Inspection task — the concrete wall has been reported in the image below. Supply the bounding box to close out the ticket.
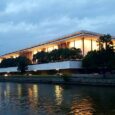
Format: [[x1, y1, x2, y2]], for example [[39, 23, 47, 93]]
[[0, 67, 17, 73], [0, 61, 82, 73]]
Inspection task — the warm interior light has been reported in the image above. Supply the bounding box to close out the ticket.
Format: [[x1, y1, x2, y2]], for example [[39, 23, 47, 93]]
[[47, 47, 53, 52], [33, 51, 38, 55], [84, 39, 91, 55], [0, 59, 2, 63], [54, 45, 58, 49], [92, 40, 98, 50], [75, 40, 82, 49], [69, 41, 74, 48]]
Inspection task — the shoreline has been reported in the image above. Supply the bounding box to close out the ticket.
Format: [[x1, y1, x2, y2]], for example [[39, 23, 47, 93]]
[[0, 74, 115, 86]]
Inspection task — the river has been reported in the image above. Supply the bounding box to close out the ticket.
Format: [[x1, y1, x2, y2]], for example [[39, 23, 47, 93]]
[[0, 83, 115, 115]]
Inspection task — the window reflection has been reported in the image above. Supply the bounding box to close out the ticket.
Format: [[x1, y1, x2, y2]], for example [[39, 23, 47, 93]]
[[27, 85, 39, 110], [55, 85, 63, 105], [33, 85, 38, 98], [17, 84, 22, 98], [5, 83, 10, 99]]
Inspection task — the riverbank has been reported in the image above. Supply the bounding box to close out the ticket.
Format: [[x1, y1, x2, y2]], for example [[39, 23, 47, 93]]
[[1, 74, 115, 86]]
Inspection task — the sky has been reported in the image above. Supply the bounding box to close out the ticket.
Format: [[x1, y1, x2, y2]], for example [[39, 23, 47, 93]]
[[0, 0, 115, 55]]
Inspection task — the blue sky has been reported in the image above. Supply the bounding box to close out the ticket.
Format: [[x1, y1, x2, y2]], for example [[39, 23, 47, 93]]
[[0, 0, 115, 55]]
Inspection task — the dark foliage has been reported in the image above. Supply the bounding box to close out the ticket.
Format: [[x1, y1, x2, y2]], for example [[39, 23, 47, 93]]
[[0, 56, 31, 74], [0, 58, 17, 68], [83, 34, 115, 70], [33, 47, 83, 63], [83, 49, 115, 69], [17, 56, 31, 74]]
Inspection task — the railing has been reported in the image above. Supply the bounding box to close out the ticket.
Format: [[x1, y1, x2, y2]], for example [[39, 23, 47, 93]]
[[0, 61, 82, 73]]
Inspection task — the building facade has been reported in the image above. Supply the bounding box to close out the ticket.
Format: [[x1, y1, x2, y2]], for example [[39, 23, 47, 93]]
[[0, 30, 115, 63]]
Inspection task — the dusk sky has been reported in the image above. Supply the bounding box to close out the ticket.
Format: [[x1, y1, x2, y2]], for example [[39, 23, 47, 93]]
[[0, 0, 115, 55]]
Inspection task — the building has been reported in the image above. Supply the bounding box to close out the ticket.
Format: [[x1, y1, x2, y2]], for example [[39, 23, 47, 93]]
[[0, 30, 115, 74]]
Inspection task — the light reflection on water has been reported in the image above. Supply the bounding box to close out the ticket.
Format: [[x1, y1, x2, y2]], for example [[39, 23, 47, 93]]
[[55, 85, 63, 105], [0, 83, 114, 115]]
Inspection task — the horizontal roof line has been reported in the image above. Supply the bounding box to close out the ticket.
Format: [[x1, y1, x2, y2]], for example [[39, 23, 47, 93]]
[[0, 30, 114, 57]]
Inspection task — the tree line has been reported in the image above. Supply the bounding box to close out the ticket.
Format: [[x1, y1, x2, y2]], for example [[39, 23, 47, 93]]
[[0, 48, 83, 73], [82, 34, 115, 71], [0, 56, 31, 73], [33, 47, 83, 63], [0, 56, 31, 68]]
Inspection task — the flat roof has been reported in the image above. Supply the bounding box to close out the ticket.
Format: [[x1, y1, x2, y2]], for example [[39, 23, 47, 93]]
[[0, 30, 114, 58]]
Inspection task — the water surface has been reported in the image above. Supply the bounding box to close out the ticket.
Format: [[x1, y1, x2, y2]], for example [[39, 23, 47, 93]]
[[0, 83, 115, 115]]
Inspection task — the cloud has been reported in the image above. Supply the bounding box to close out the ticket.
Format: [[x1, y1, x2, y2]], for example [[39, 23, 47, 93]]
[[0, 0, 115, 55], [5, 0, 39, 14]]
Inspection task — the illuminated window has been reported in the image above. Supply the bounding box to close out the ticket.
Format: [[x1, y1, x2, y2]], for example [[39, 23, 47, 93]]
[[69, 41, 74, 48], [0, 59, 2, 63], [38, 49, 41, 52], [13, 55, 19, 58], [92, 40, 98, 50], [54, 45, 58, 49], [47, 47, 53, 52], [84, 39, 91, 55], [75, 40, 82, 49], [33, 51, 38, 55]]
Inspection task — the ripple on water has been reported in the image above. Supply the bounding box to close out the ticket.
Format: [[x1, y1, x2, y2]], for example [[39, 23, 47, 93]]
[[68, 97, 95, 115]]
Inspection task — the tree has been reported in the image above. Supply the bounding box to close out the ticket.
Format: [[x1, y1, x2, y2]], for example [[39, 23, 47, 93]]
[[83, 34, 115, 76], [97, 34, 113, 50], [34, 51, 48, 63], [0, 58, 17, 68], [57, 48, 70, 60], [33, 48, 83, 63], [82, 50, 98, 69], [17, 56, 31, 74], [47, 49, 59, 62], [70, 47, 83, 59]]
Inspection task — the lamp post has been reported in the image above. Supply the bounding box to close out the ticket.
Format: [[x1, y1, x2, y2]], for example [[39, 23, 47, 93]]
[[56, 68, 63, 76], [56, 68, 59, 75]]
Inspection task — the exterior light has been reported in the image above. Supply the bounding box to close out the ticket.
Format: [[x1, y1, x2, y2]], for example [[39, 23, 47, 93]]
[[4, 74, 8, 77], [29, 74, 32, 76], [59, 73, 63, 76], [56, 68, 59, 71]]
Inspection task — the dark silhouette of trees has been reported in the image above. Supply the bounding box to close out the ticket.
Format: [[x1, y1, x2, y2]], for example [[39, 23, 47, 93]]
[[97, 34, 113, 50], [0, 58, 17, 68], [82, 49, 115, 69], [17, 56, 31, 74], [83, 34, 115, 73], [70, 47, 83, 59], [33, 47, 83, 63], [33, 51, 49, 63], [0, 56, 31, 74]]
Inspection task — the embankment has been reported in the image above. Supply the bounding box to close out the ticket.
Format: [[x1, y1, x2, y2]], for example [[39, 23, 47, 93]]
[[0, 74, 115, 86]]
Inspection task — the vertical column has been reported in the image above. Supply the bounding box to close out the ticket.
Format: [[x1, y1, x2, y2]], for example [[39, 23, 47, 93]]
[[91, 39, 93, 51], [66, 42, 70, 48], [82, 37, 85, 56], [46, 48, 48, 52], [58, 44, 61, 49], [74, 40, 75, 48]]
